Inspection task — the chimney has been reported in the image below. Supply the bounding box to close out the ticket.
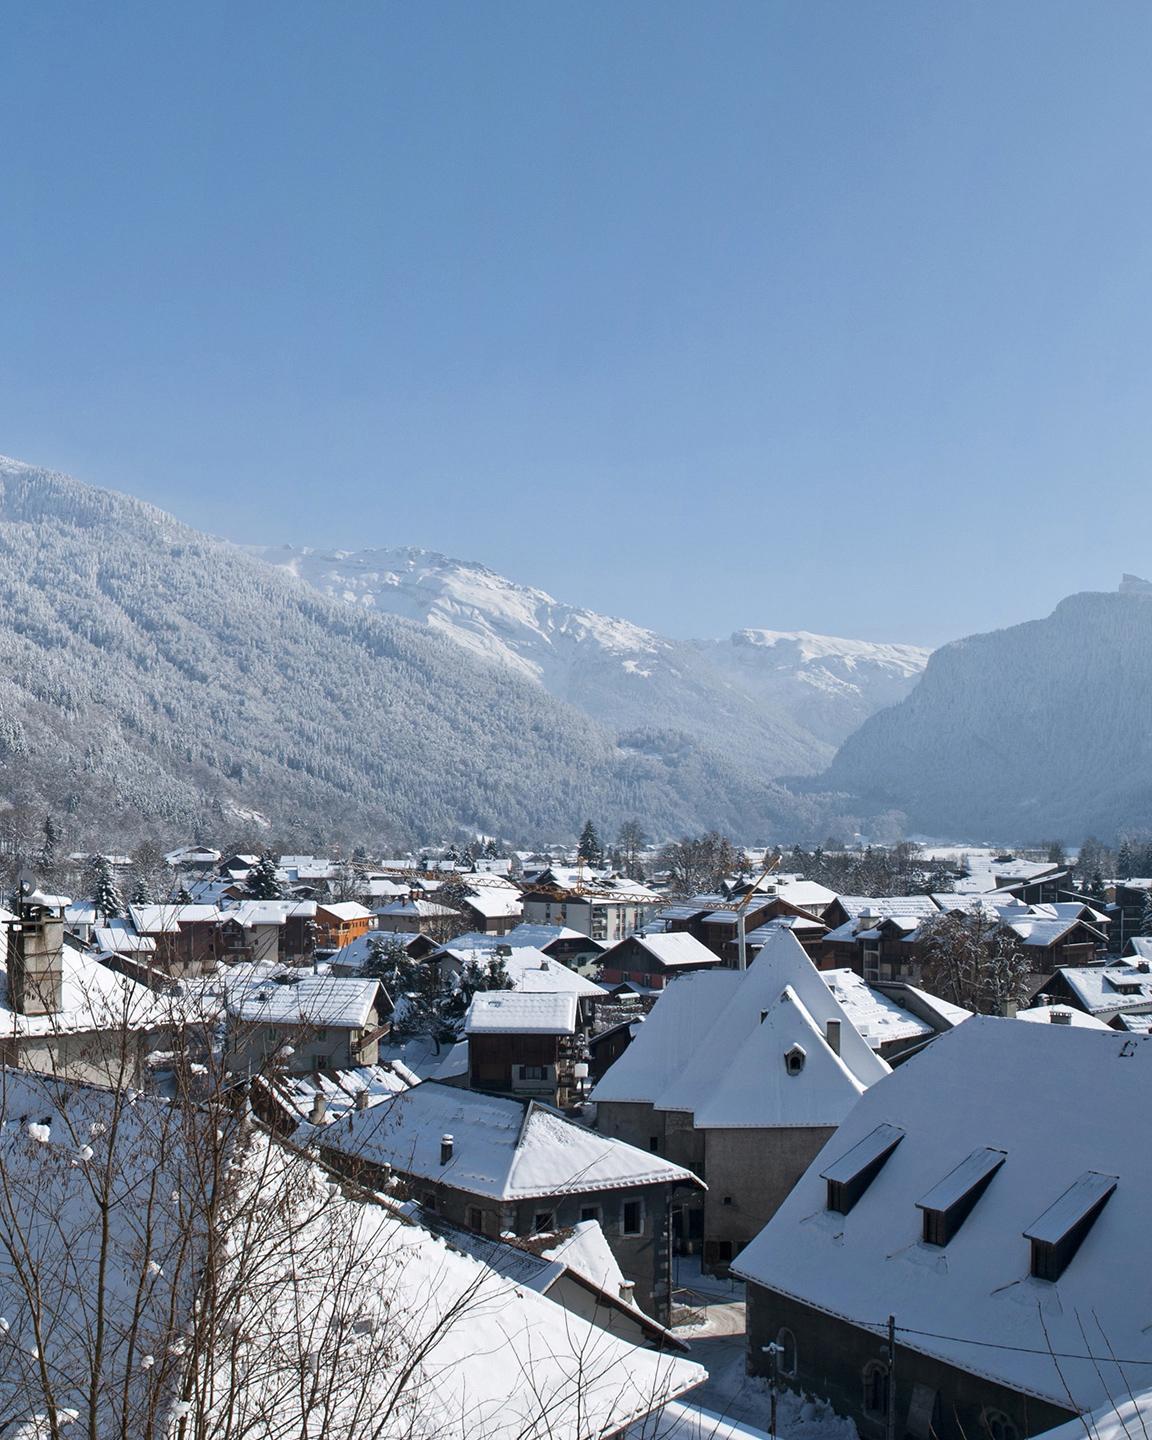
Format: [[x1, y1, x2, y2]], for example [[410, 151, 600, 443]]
[[309, 1093, 328, 1125], [825, 1019, 841, 1055], [354, 1090, 370, 1111], [440, 1134, 454, 1166], [1049, 1010, 1072, 1025], [9, 889, 65, 1018]]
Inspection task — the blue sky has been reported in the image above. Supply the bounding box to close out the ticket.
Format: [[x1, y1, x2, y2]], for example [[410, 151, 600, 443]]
[[2, 2, 1151, 647]]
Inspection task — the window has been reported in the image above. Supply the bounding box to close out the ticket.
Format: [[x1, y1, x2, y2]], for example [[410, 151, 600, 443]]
[[648, 1135, 660, 1153], [314, 1029, 328, 1043], [467, 1206, 486, 1233], [917, 1147, 1006, 1247], [422, 1193, 438, 1213], [519, 1065, 547, 1081], [621, 1199, 644, 1236], [785, 1044, 806, 1076], [822, 1124, 905, 1215], [983, 1410, 1020, 1440], [775, 1328, 797, 1377], [1026, 1171, 1117, 1281], [533, 1210, 555, 1232], [862, 1362, 889, 1418], [579, 1205, 601, 1225]]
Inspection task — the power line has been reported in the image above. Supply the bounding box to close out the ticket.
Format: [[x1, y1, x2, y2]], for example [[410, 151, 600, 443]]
[[879, 1323, 1152, 1367]]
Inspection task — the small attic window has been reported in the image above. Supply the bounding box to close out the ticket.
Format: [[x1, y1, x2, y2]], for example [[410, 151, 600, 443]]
[[785, 1044, 806, 1076], [917, 1147, 1006, 1247], [1025, 1172, 1117, 1281], [821, 1123, 905, 1215]]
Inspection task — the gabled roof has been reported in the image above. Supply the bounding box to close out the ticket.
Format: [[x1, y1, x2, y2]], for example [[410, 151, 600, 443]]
[[436, 943, 604, 996], [834, 895, 941, 919], [689, 984, 871, 1130], [1015, 1005, 1113, 1031], [227, 972, 380, 1028], [589, 971, 742, 1105], [465, 991, 577, 1036], [822, 969, 933, 1046], [0, 943, 166, 1037], [732, 1018, 1152, 1413], [608, 931, 722, 969], [654, 931, 888, 1117], [323, 1081, 700, 1200], [461, 890, 523, 919], [315, 901, 374, 922], [1056, 963, 1152, 1014]]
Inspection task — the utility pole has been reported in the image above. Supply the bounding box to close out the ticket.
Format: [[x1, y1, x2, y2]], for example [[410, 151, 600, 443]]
[[885, 1314, 897, 1440], [760, 1341, 784, 1438]]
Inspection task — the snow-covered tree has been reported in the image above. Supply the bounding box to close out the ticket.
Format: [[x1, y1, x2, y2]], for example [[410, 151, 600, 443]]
[[577, 820, 603, 867], [918, 910, 1031, 1015], [245, 852, 283, 900], [87, 853, 124, 920]]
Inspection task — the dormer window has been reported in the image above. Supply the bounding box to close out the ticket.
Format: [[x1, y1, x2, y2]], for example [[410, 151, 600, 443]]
[[917, 1148, 1006, 1247], [1025, 1171, 1116, 1281], [785, 1044, 806, 1076], [821, 1123, 904, 1214]]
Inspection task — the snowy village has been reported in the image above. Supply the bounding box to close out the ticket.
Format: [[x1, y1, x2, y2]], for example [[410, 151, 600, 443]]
[[0, 831, 1149, 1439], [4, 3, 1152, 1438]]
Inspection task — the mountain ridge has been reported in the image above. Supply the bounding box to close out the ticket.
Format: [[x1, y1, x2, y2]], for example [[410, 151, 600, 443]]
[[247, 543, 930, 778]]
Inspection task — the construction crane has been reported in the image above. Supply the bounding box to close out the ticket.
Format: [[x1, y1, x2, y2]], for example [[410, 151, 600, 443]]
[[689, 851, 783, 972]]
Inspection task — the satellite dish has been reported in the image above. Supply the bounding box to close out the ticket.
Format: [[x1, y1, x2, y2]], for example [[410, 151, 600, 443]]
[[17, 870, 38, 898]]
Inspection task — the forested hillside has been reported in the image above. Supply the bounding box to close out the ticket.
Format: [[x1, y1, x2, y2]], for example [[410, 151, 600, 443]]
[[0, 457, 814, 847], [250, 544, 929, 780], [820, 587, 1152, 841]]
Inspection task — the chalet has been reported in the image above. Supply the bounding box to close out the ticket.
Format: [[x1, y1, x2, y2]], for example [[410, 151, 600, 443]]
[[734, 1019, 1152, 1440], [820, 897, 940, 980], [313, 900, 374, 950], [1109, 880, 1152, 954], [223, 969, 383, 1076], [598, 931, 724, 991], [464, 990, 580, 1105], [587, 1014, 645, 1084], [455, 887, 522, 935], [326, 929, 435, 977], [127, 902, 223, 976], [744, 913, 829, 962], [375, 897, 460, 935], [318, 1078, 703, 1320], [445, 922, 606, 968], [218, 899, 318, 966], [1036, 958, 1152, 1025]]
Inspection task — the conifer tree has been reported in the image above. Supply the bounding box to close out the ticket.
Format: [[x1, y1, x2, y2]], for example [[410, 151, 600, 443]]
[[577, 820, 603, 867], [245, 852, 283, 900], [1141, 890, 1152, 938], [88, 854, 124, 920], [1118, 840, 1134, 880]]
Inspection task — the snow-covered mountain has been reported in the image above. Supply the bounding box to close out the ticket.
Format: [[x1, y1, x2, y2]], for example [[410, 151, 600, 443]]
[[248, 545, 931, 777], [820, 582, 1152, 841]]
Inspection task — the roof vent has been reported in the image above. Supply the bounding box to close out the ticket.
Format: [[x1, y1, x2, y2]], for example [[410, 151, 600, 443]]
[[440, 1134, 454, 1166]]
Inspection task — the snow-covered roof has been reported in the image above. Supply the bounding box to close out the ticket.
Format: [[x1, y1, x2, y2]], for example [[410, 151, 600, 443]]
[[690, 983, 872, 1130], [620, 931, 723, 969], [1004, 916, 1103, 947], [732, 1018, 1152, 1414], [324, 1081, 700, 1200], [227, 899, 317, 928], [129, 903, 223, 934], [0, 1070, 703, 1439], [1056, 963, 1152, 1015], [1015, 1005, 1113, 1031], [655, 931, 888, 1119], [227, 972, 380, 1028], [822, 969, 933, 1047], [0, 943, 166, 1037], [94, 923, 157, 955], [465, 991, 577, 1036], [438, 942, 605, 996], [274, 1061, 418, 1124], [461, 890, 523, 919], [589, 971, 742, 1105], [449, 923, 605, 952], [316, 900, 374, 922], [1034, 1390, 1152, 1440], [378, 898, 458, 918], [835, 895, 941, 919]]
